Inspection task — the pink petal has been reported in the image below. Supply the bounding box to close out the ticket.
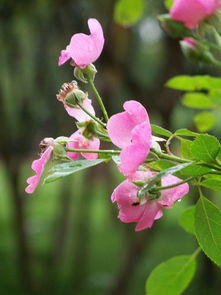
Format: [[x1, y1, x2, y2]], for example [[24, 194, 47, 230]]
[[67, 132, 81, 160], [135, 201, 162, 231], [81, 137, 100, 160], [118, 143, 149, 178], [123, 100, 149, 125], [107, 112, 135, 148], [25, 146, 53, 194], [64, 98, 95, 122], [67, 130, 100, 160], [118, 204, 146, 223], [107, 100, 150, 148], [158, 175, 189, 208], [118, 122, 152, 177], [111, 179, 138, 205], [170, 0, 219, 29], [58, 50, 71, 66], [59, 18, 104, 68]]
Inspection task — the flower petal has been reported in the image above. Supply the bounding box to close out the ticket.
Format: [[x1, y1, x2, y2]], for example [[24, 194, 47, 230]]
[[64, 98, 95, 122], [158, 175, 189, 208], [118, 121, 152, 177], [60, 18, 104, 68], [25, 146, 53, 194], [170, 0, 219, 28], [135, 201, 162, 231]]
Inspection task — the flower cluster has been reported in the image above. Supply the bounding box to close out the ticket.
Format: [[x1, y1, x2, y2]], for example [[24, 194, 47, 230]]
[[25, 18, 189, 231]]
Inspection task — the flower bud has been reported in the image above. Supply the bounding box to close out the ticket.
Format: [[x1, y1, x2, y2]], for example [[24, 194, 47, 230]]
[[76, 120, 97, 139], [180, 37, 220, 65], [158, 14, 192, 38], [74, 63, 97, 83], [53, 138, 70, 160], [65, 89, 86, 107]]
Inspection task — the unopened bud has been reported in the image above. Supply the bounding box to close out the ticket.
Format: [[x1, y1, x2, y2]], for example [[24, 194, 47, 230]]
[[74, 63, 97, 83], [65, 89, 86, 107], [180, 37, 220, 65], [158, 14, 192, 38]]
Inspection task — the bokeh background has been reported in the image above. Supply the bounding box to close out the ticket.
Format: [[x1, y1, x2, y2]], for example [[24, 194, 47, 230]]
[[1, 0, 221, 294]]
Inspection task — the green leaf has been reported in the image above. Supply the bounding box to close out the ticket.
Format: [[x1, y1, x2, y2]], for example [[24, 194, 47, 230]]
[[165, 0, 174, 10], [182, 93, 215, 109], [180, 164, 211, 177], [151, 124, 173, 137], [181, 139, 193, 159], [166, 75, 221, 91], [114, 0, 144, 26], [179, 206, 195, 234], [147, 160, 175, 171], [195, 196, 221, 266], [191, 134, 220, 162], [201, 179, 221, 191], [175, 128, 199, 137], [44, 159, 106, 183], [216, 148, 221, 165], [194, 112, 216, 132], [146, 255, 196, 295]]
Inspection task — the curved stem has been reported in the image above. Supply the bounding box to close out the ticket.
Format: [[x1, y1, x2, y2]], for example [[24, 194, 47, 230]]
[[88, 78, 109, 122], [65, 148, 120, 155], [150, 148, 190, 163], [75, 102, 106, 127]]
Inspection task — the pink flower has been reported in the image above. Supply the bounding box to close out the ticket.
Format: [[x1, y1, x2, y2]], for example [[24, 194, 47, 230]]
[[107, 100, 152, 178], [111, 171, 189, 231], [67, 129, 100, 160], [25, 144, 54, 194], [58, 18, 104, 68], [170, 0, 221, 29]]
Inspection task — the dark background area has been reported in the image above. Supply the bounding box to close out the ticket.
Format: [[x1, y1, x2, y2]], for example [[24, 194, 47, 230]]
[[0, 0, 221, 294]]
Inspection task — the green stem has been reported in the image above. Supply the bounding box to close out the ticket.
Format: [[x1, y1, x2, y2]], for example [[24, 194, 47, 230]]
[[152, 176, 195, 192], [88, 78, 109, 122], [75, 102, 106, 128], [150, 148, 190, 164], [65, 148, 120, 155], [151, 148, 221, 171]]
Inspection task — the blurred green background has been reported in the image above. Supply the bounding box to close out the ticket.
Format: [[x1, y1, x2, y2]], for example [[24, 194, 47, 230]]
[[0, 0, 221, 294]]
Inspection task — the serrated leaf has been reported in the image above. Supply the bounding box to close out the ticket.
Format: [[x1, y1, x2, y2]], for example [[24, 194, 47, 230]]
[[44, 159, 105, 183], [179, 206, 195, 234], [194, 112, 216, 132], [182, 93, 215, 109], [146, 255, 196, 295], [195, 196, 221, 266], [114, 0, 144, 26], [151, 124, 173, 137], [201, 179, 221, 191], [191, 134, 220, 162], [166, 75, 221, 91], [175, 128, 199, 137]]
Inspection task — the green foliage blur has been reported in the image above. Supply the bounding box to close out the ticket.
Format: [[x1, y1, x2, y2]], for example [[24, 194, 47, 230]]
[[0, 0, 221, 294]]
